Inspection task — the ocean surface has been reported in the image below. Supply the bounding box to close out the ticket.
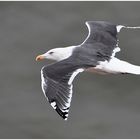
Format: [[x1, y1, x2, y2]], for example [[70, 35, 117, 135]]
[[1, 1, 140, 138]]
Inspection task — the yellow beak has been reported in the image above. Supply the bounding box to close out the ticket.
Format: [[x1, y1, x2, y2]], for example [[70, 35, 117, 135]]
[[36, 55, 45, 61]]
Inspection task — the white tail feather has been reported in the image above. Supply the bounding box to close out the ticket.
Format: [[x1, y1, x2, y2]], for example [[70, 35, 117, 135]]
[[96, 58, 140, 75]]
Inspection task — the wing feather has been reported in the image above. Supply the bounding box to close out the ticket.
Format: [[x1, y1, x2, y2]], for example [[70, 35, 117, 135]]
[[41, 59, 84, 120], [81, 21, 121, 58]]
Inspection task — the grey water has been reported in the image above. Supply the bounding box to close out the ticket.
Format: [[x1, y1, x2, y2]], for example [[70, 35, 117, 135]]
[[1, 1, 140, 138]]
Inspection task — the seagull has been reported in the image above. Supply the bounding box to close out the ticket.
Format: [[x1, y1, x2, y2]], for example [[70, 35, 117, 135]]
[[36, 21, 140, 121]]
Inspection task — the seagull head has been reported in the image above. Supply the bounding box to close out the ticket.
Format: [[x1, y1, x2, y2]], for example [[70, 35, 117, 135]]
[[36, 46, 75, 62]]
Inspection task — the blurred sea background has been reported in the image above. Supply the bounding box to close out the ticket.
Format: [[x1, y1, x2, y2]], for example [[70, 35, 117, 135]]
[[1, 1, 140, 138]]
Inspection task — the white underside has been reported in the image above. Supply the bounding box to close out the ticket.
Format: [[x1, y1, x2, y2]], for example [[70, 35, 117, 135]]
[[95, 57, 140, 75], [109, 24, 140, 74]]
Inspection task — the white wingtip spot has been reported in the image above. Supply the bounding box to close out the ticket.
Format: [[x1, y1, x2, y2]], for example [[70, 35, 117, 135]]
[[116, 25, 125, 33], [65, 114, 68, 117], [64, 118, 68, 121], [51, 102, 56, 109]]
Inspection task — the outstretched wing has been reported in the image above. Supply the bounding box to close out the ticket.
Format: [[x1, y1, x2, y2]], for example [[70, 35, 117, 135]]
[[82, 21, 118, 45], [81, 21, 121, 58], [41, 59, 84, 120]]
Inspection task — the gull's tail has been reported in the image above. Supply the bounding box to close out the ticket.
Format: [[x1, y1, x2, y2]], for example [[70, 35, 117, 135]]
[[100, 58, 140, 75]]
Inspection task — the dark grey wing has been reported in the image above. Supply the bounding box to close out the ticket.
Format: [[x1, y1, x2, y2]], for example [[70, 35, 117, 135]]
[[81, 21, 121, 59], [82, 21, 118, 45], [41, 58, 84, 120]]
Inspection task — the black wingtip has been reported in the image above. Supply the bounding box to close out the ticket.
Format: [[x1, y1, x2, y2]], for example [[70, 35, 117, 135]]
[[55, 106, 69, 121], [50, 101, 69, 121]]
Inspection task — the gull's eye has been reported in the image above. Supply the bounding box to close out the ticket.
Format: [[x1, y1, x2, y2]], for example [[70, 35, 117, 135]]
[[49, 52, 54, 55]]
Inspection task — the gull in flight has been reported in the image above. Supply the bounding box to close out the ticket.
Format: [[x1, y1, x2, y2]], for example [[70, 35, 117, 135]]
[[36, 21, 140, 120]]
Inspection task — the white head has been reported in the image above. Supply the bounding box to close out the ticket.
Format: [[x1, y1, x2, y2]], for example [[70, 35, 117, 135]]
[[36, 46, 76, 62]]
